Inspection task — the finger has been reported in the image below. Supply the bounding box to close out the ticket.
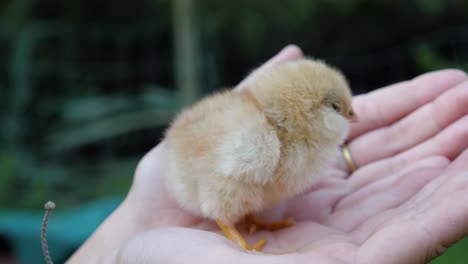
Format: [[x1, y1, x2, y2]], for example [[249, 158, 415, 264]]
[[349, 79, 468, 167], [352, 150, 468, 258], [349, 69, 466, 140], [326, 156, 448, 232], [236, 45, 303, 90], [344, 115, 468, 191], [358, 173, 468, 264], [335, 156, 449, 212], [407, 148, 468, 208], [396, 114, 468, 162]]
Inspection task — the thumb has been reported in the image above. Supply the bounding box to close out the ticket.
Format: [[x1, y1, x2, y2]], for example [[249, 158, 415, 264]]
[[115, 228, 244, 264]]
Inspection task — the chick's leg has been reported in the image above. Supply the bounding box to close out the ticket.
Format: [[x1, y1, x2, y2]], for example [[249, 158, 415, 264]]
[[215, 219, 266, 251], [245, 214, 294, 234]]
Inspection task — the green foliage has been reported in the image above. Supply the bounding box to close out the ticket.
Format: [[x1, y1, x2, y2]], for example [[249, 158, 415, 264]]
[[47, 86, 179, 152], [0, 151, 16, 205], [414, 42, 468, 72], [431, 238, 468, 264]]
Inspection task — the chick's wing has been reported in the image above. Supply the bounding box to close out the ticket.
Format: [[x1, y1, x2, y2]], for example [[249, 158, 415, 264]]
[[212, 96, 280, 185], [166, 91, 280, 185]]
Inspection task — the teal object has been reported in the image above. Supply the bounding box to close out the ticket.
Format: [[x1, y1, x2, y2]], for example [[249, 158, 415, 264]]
[[0, 197, 122, 264]]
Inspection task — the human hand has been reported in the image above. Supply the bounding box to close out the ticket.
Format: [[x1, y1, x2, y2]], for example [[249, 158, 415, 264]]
[[68, 45, 468, 264]]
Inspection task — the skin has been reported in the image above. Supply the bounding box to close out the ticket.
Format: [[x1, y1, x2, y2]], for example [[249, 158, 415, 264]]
[[67, 45, 468, 264]]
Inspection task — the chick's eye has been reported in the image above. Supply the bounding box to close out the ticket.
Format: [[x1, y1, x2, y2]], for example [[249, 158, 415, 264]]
[[331, 103, 341, 113]]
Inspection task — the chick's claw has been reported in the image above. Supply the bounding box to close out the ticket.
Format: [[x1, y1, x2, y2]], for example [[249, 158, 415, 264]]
[[251, 239, 267, 251], [216, 219, 267, 252], [245, 214, 294, 233], [248, 224, 257, 234]]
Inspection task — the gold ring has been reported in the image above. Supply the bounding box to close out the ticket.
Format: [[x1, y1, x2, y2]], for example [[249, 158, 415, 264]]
[[342, 144, 357, 173]]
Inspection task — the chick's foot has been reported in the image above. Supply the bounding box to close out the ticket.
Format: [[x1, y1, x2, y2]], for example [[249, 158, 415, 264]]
[[244, 214, 294, 234], [216, 219, 266, 251]]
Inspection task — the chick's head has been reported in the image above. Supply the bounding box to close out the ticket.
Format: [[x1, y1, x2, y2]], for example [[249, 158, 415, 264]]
[[247, 58, 355, 146]]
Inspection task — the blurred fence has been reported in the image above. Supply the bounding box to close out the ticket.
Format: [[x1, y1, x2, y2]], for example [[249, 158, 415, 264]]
[[1, 21, 191, 153]]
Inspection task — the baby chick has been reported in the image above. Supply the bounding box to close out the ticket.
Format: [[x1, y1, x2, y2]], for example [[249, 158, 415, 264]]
[[162, 58, 355, 251]]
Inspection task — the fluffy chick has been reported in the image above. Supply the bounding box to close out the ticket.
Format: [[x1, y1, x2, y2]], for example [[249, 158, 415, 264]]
[[162, 58, 355, 251]]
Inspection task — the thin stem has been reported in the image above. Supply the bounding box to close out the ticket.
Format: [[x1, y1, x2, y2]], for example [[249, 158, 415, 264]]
[[41, 201, 55, 264]]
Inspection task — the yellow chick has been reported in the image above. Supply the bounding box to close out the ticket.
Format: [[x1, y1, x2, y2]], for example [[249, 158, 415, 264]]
[[162, 58, 355, 251]]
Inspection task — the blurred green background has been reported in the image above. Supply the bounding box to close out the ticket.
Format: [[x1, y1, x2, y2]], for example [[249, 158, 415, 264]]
[[0, 0, 467, 263]]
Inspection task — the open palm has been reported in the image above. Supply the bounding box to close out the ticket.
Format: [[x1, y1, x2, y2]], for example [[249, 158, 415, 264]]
[[68, 46, 468, 264]]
